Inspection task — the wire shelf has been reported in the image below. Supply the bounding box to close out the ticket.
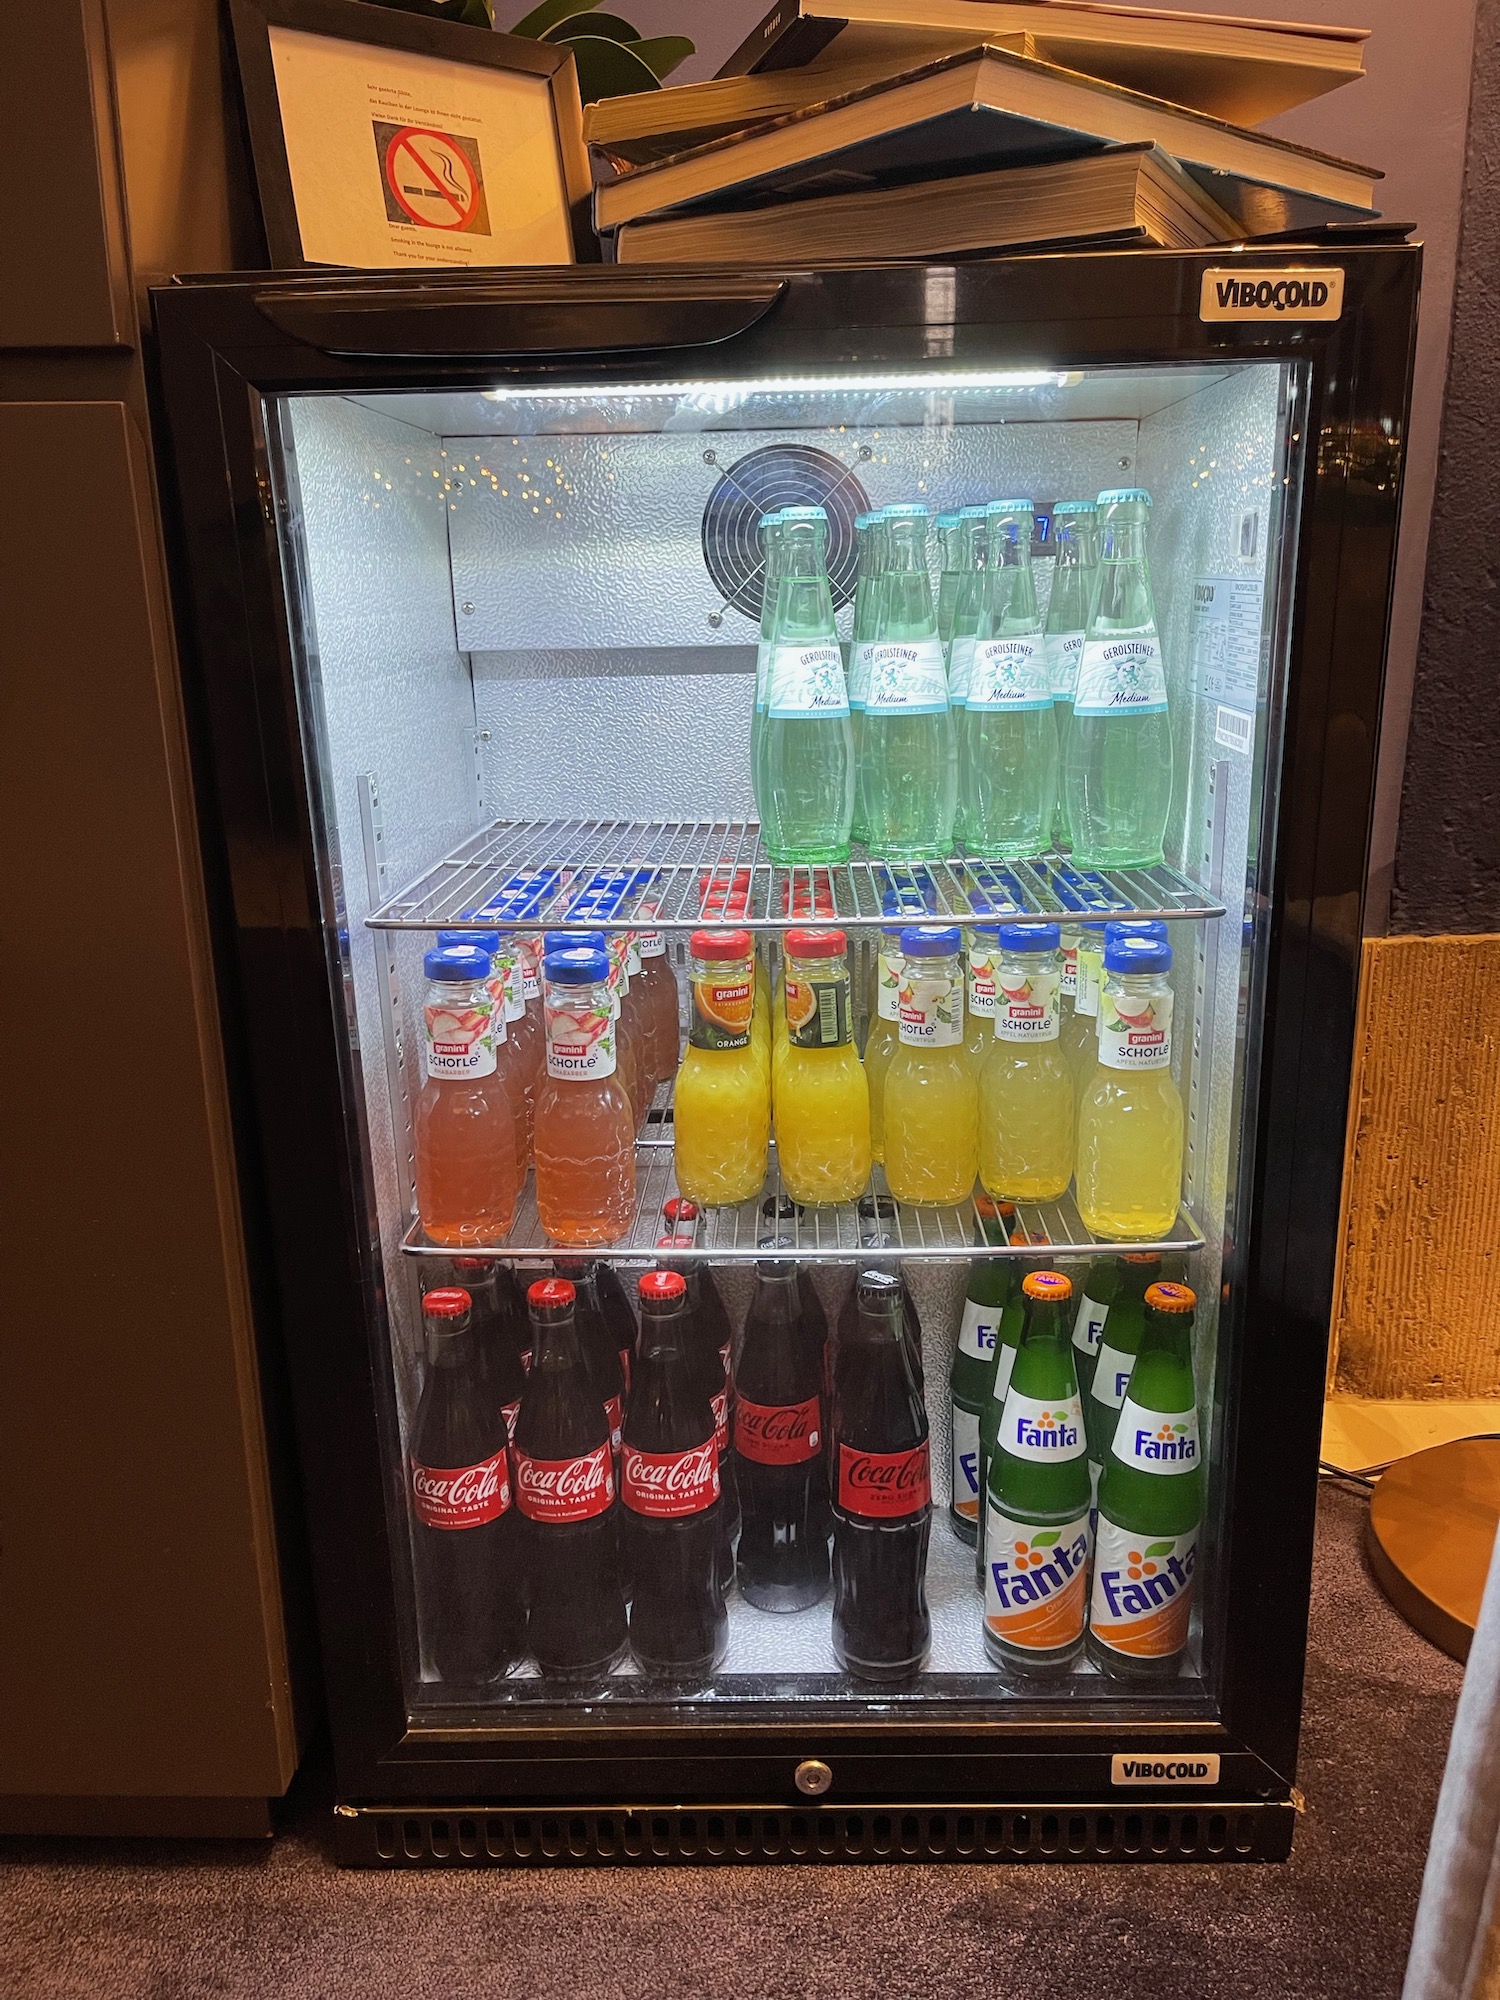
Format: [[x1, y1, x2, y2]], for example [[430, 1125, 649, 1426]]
[[397, 1082, 1205, 1265], [366, 818, 1225, 934]]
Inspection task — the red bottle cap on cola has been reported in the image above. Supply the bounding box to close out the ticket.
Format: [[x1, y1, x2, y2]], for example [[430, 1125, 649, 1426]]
[[690, 928, 753, 959], [663, 1197, 699, 1223], [1021, 1270, 1072, 1302], [528, 1277, 574, 1309], [784, 927, 845, 957], [639, 1270, 688, 1303], [451, 1256, 496, 1272], [422, 1287, 471, 1318]]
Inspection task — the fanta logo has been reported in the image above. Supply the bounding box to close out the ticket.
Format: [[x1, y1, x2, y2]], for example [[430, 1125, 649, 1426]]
[[1134, 1424, 1197, 1463], [1096, 1540, 1196, 1620], [1016, 1412, 1079, 1450], [989, 1526, 1089, 1609]]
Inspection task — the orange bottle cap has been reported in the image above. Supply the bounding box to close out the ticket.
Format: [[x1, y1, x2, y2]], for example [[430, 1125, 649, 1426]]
[[1022, 1270, 1072, 1302], [1145, 1281, 1196, 1313]]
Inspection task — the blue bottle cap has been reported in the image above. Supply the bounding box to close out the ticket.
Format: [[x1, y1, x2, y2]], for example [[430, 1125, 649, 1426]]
[[546, 945, 611, 985], [436, 928, 499, 959], [1104, 933, 1172, 974], [1097, 487, 1153, 508], [424, 943, 490, 982], [780, 504, 828, 523], [1052, 499, 1099, 515], [545, 929, 606, 956], [998, 922, 1060, 953], [900, 924, 962, 957], [1105, 919, 1169, 945], [985, 498, 1034, 514]]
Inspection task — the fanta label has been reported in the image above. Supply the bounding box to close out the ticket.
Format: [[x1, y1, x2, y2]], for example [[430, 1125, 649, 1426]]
[[876, 947, 903, 1022], [951, 1405, 981, 1524], [425, 997, 496, 1080], [984, 1503, 1090, 1651], [1097, 986, 1173, 1071], [837, 1440, 931, 1519], [1072, 1293, 1110, 1361], [734, 1394, 821, 1466], [897, 969, 962, 1047], [1112, 1395, 1200, 1475], [1001, 1388, 1086, 1463], [965, 942, 997, 1019], [1073, 634, 1168, 717], [411, 1448, 511, 1530], [1090, 1517, 1198, 1659], [621, 1439, 719, 1518], [513, 1441, 614, 1523], [1091, 1341, 1138, 1413], [1045, 628, 1085, 702], [767, 642, 849, 719], [968, 634, 1052, 711], [864, 636, 949, 715], [957, 1297, 1000, 1362], [995, 964, 1060, 1042], [544, 994, 617, 1080]]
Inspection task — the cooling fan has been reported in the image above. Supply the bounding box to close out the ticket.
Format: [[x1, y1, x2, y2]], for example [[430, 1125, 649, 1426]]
[[701, 444, 871, 623]]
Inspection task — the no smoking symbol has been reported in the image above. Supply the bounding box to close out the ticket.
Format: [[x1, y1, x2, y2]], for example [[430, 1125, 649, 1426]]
[[377, 123, 490, 236]]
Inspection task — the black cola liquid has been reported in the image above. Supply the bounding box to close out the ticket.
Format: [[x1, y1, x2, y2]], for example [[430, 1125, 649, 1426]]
[[733, 1261, 831, 1613]]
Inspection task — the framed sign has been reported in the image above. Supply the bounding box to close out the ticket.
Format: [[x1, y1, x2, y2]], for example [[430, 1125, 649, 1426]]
[[228, 0, 597, 269]]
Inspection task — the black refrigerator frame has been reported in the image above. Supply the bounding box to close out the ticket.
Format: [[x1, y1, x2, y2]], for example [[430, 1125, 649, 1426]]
[[150, 245, 1418, 1867]]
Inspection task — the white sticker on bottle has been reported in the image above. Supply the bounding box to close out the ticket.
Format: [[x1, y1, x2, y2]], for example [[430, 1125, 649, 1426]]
[[637, 931, 666, 958], [1045, 628, 1085, 701], [496, 950, 524, 1024], [876, 947, 902, 1022], [995, 964, 1061, 1042], [969, 634, 1052, 711], [864, 636, 949, 715], [1073, 634, 1168, 717], [966, 942, 997, 1019], [544, 994, 618, 1080], [1060, 936, 1079, 1000], [518, 936, 543, 1003], [897, 968, 963, 1047], [1091, 1518, 1199, 1660], [1075, 941, 1103, 1019], [1091, 1342, 1137, 1412], [951, 1405, 981, 1523], [847, 639, 876, 711], [991, 1338, 1018, 1410], [1072, 1293, 1110, 1360], [1111, 1396, 1201, 1475], [996, 1387, 1086, 1464], [957, 1296, 1001, 1361], [767, 642, 849, 719], [1098, 986, 1173, 1070], [424, 998, 497, 1079], [983, 1503, 1091, 1650]]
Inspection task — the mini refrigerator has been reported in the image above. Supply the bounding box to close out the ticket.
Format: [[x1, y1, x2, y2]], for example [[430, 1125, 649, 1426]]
[[151, 245, 1417, 1867]]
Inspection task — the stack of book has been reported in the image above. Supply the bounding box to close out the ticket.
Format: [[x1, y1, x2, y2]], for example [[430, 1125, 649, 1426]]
[[583, 0, 1381, 264]]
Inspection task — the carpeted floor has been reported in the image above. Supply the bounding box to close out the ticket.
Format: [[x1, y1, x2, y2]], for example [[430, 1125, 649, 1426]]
[[0, 1484, 1464, 2000]]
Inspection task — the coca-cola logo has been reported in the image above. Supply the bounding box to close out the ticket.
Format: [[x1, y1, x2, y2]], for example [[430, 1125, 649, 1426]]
[[735, 1393, 821, 1466], [513, 1442, 614, 1523], [621, 1439, 719, 1518], [837, 1441, 931, 1519], [411, 1449, 511, 1530]]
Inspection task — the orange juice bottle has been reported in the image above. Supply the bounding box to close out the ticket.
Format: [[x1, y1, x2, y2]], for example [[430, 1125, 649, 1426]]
[[776, 927, 871, 1204], [415, 944, 521, 1247], [533, 944, 636, 1246], [674, 929, 770, 1206]]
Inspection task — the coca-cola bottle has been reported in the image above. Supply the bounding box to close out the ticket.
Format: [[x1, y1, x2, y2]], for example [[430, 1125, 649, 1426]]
[[553, 1259, 627, 1455], [513, 1277, 627, 1679], [830, 1270, 932, 1681], [833, 1260, 924, 1410], [594, 1259, 639, 1396], [621, 1270, 728, 1677], [409, 1286, 526, 1683], [654, 1242, 738, 1591], [734, 1260, 831, 1611], [450, 1257, 528, 1439]]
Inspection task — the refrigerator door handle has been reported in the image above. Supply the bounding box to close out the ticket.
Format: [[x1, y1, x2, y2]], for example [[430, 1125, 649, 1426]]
[[253, 276, 788, 359]]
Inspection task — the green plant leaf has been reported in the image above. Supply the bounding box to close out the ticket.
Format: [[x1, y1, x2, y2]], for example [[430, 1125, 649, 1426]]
[[508, 0, 596, 38], [1143, 1541, 1174, 1557], [541, 9, 638, 40], [559, 32, 664, 103], [628, 33, 695, 79]]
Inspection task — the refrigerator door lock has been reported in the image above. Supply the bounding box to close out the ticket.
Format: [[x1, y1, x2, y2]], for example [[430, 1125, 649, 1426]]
[[795, 1760, 833, 1797]]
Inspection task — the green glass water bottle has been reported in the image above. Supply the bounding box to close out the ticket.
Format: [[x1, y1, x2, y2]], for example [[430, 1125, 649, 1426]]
[[761, 506, 855, 864], [859, 504, 957, 860]]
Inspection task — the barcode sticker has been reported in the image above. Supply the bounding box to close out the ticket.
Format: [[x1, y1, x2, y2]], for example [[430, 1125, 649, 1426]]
[[1215, 705, 1253, 755]]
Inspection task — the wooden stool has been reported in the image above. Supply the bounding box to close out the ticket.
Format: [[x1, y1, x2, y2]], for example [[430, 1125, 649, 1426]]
[[1367, 1436, 1500, 1662]]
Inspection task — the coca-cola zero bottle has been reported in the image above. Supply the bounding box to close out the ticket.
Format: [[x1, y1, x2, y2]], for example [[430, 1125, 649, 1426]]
[[734, 1260, 831, 1612], [831, 1269, 932, 1680], [513, 1277, 627, 1679], [622, 1270, 728, 1677], [409, 1286, 526, 1684]]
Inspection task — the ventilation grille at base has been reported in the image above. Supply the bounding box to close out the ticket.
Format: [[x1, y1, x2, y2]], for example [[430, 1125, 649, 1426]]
[[335, 1802, 1294, 1868]]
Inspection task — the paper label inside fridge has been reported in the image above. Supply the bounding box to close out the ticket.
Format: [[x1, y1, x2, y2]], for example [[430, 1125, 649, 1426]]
[[1199, 267, 1344, 320], [766, 642, 849, 719], [863, 637, 948, 715], [621, 1439, 719, 1517], [999, 1389, 1086, 1463], [898, 969, 962, 1047], [837, 1439, 931, 1518], [424, 1000, 496, 1079], [1111, 1397, 1201, 1474], [995, 965, 1061, 1042], [968, 634, 1052, 711], [1092, 1521, 1198, 1658], [1073, 635, 1168, 717], [410, 1448, 511, 1530], [1097, 987, 1173, 1070], [983, 1504, 1090, 1648], [957, 1297, 1000, 1360], [965, 942, 998, 1018], [1191, 574, 1261, 758]]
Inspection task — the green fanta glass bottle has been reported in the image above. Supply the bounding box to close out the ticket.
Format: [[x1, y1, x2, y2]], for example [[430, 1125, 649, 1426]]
[[961, 500, 1057, 858], [946, 1196, 1015, 1545], [859, 504, 957, 860], [1065, 490, 1173, 869], [982, 1269, 1092, 1675], [760, 506, 855, 864], [1088, 1279, 1203, 1679]]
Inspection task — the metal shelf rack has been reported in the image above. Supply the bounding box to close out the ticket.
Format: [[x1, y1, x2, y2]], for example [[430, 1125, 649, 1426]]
[[365, 818, 1225, 934]]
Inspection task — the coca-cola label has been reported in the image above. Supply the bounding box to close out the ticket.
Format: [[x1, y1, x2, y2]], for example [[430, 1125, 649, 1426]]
[[838, 1440, 931, 1518], [502, 1398, 522, 1442], [411, 1448, 511, 1530], [513, 1440, 615, 1522], [621, 1438, 720, 1518], [711, 1385, 730, 1454], [734, 1393, 821, 1465]]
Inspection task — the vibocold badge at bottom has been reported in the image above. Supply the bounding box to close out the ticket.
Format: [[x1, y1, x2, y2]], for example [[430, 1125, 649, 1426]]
[[1089, 1516, 1198, 1659], [983, 1502, 1090, 1652], [951, 1404, 981, 1523]]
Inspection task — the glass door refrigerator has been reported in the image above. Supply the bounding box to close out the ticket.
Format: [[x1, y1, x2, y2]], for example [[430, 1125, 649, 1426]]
[[152, 245, 1417, 1869]]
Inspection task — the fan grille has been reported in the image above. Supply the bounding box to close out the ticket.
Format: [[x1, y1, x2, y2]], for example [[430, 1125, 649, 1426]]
[[702, 445, 871, 623]]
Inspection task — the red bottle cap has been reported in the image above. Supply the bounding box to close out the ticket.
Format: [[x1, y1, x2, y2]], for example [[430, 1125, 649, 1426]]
[[1145, 1281, 1196, 1313], [528, 1277, 575, 1309], [451, 1256, 496, 1273], [784, 927, 846, 957], [690, 928, 753, 959], [422, 1287, 471, 1318], [1122, 1251, 1163, 1266], [639, 1270, 688, 1302], [1021, 1270, 1073, 1302], [663, 1197, 699, 1223]]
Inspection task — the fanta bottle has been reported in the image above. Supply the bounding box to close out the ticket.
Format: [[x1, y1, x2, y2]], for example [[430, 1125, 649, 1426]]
[[973, 1242, 1047, 1587], [882, 925, 977, 1207], [533, 945, 635, 1246], [862, 897, 904, 1164], [947, 1197, 1015, 1545], [1068, 1252, 1119, 1402], [978, 923, 1075, 1202], [1083, 1251, 1162, 1487], [673, 929, 769, 1207], [415, 944, 521, 1247], [982, 1270, 1091, 1675], [1088, 1279, 1203, 1678], [964, 924, 999, 1068], [775, 927, 871, 1205], [1076, 932, 1184, 1238]]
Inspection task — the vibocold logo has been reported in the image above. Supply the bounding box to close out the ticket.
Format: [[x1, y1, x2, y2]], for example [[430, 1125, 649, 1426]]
[[1200, 267, 1344, 322], [1111, 1753, 1220, 1787]]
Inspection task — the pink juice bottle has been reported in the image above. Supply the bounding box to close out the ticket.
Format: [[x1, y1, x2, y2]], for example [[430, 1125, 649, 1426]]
[[534, 944, 637, 1247], [415, 944, 521, 1247]]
